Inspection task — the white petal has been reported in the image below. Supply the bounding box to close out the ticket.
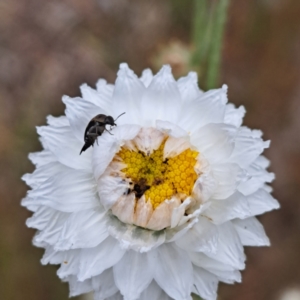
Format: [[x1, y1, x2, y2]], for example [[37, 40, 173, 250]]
[[204, 222, 245, 270], [156, 120, 188, 139], [37, 125, 92, 170], [46, 115, 69, 127], [22, 162, 65, 189], [179, 85, 227, 132], [193, 164, 217, 202], [139, 281, 172, 300], [26, 206, 58, 230], [92, 268, 118, 300], [177, 72, 202, 103], [33, 211, 69, 245], [28, 150, 56, 167], [140, 65, 182, 126], [140, 68, 153, 87], [107, 214, 166, 252], [63, 95, 107, 142], [26, 167, 98, 212], [163, 136, 190, 159], [55, 208, 108, 251], [114, 250, 153, 300], [247, 189, 279, 216], [230, 127, 270, 168], [238, 158, 275, 195], [112, 194, 135, 225], [80, 83, 112, 114], [166, 217, 199, 243], [93, 124, 140, 180], [171, 197, 191, 228], [191, 123, 236, 164], [193, 267, 218, 300], [150, 244, 193, 300], [203, 192, 251, 224], [78, 237, 125, 281], [233, 217, 270, 246], [41, 245, 64, 265], [95, 79, 114, 98], [224, 104, 245, 127], [147, 198, 182, 230], [190, 251, 241, 283], [190, 251, 236, 275], [176, 216, 218, 253], [134, 127, 165, 155], [134, 196, 153, 228], [98, 175, 128, 210], [57, 249, 81, 278], [112, 63, 146, 125], [211, 163, 242, 199], [66, 275, 93, 297]]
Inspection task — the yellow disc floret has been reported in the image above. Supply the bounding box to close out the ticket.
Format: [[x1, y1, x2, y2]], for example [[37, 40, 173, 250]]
[[116, 141, 198, 209]]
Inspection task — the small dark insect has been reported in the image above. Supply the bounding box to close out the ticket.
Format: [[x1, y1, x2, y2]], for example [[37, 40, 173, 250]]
[[80, 112, 125, 154]]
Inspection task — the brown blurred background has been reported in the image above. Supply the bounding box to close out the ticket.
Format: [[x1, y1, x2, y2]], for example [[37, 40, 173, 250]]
[[0, 0, 300, 299]]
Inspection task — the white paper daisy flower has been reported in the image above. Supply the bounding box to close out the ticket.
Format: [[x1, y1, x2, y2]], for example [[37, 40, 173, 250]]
[[22, 63, 279, 300]]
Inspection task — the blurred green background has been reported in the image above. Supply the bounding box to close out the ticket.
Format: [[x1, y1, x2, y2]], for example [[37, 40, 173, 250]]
[[1, 0, 300, 299]]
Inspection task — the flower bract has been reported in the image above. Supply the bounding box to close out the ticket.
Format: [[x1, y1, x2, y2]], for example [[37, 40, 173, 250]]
[[22, 63, 279, 300]]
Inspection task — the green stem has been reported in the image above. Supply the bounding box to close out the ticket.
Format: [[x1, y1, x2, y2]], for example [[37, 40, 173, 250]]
[[206, 0, 230, 89], [191, 0, 209, 65]]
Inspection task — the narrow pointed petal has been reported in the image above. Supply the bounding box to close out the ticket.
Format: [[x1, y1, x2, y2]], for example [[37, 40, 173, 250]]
[[114, 250, 153, 300], [92, 268, 118, 300], [26, 206, 59, 230], [193, 267, 218, 300], [224, 104, 245, 127], [190, 250, 241, 283], [203, 192, 251, 224], [150, 244, 193, 300], [211, 163, 242, 199], [112, 63, 146, 125], [81, 83, 112, 113], [57, 249, 81, 278], [95, 79, 114, 98], [25, 167, 98, 212], [233, 217, 270, 246], [191, 123, 236, 164], [140, 68, 154, 87], [205, 222, 245, 270], [33, 211, 69, 245], [139, 281, 172, 300], [55, 208, 108, 251], [247, 188, 279, 216], [78, 237, 125, 281], [46, 115, 69, 127], [176, 217, 218, 253], [230, 127, 270, 168], [22, 162, 65, 189], [36, 125, 92, 170], [177, 72, 202, 103], [28, 150, 56, 167], [140, 65, 182, 126], [66, 275, 93, 297], [178, 85, 227, 132]]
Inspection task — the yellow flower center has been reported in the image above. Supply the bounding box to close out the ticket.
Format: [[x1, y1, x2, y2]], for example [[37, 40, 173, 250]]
[[116, 141, 199, 209]]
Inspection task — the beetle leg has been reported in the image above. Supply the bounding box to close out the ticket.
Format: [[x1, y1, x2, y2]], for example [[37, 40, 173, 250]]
[[104, 128, 114, 135]]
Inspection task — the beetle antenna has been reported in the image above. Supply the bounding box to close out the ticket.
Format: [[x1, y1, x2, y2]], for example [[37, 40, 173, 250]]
[[114, 112, 126, 122]]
